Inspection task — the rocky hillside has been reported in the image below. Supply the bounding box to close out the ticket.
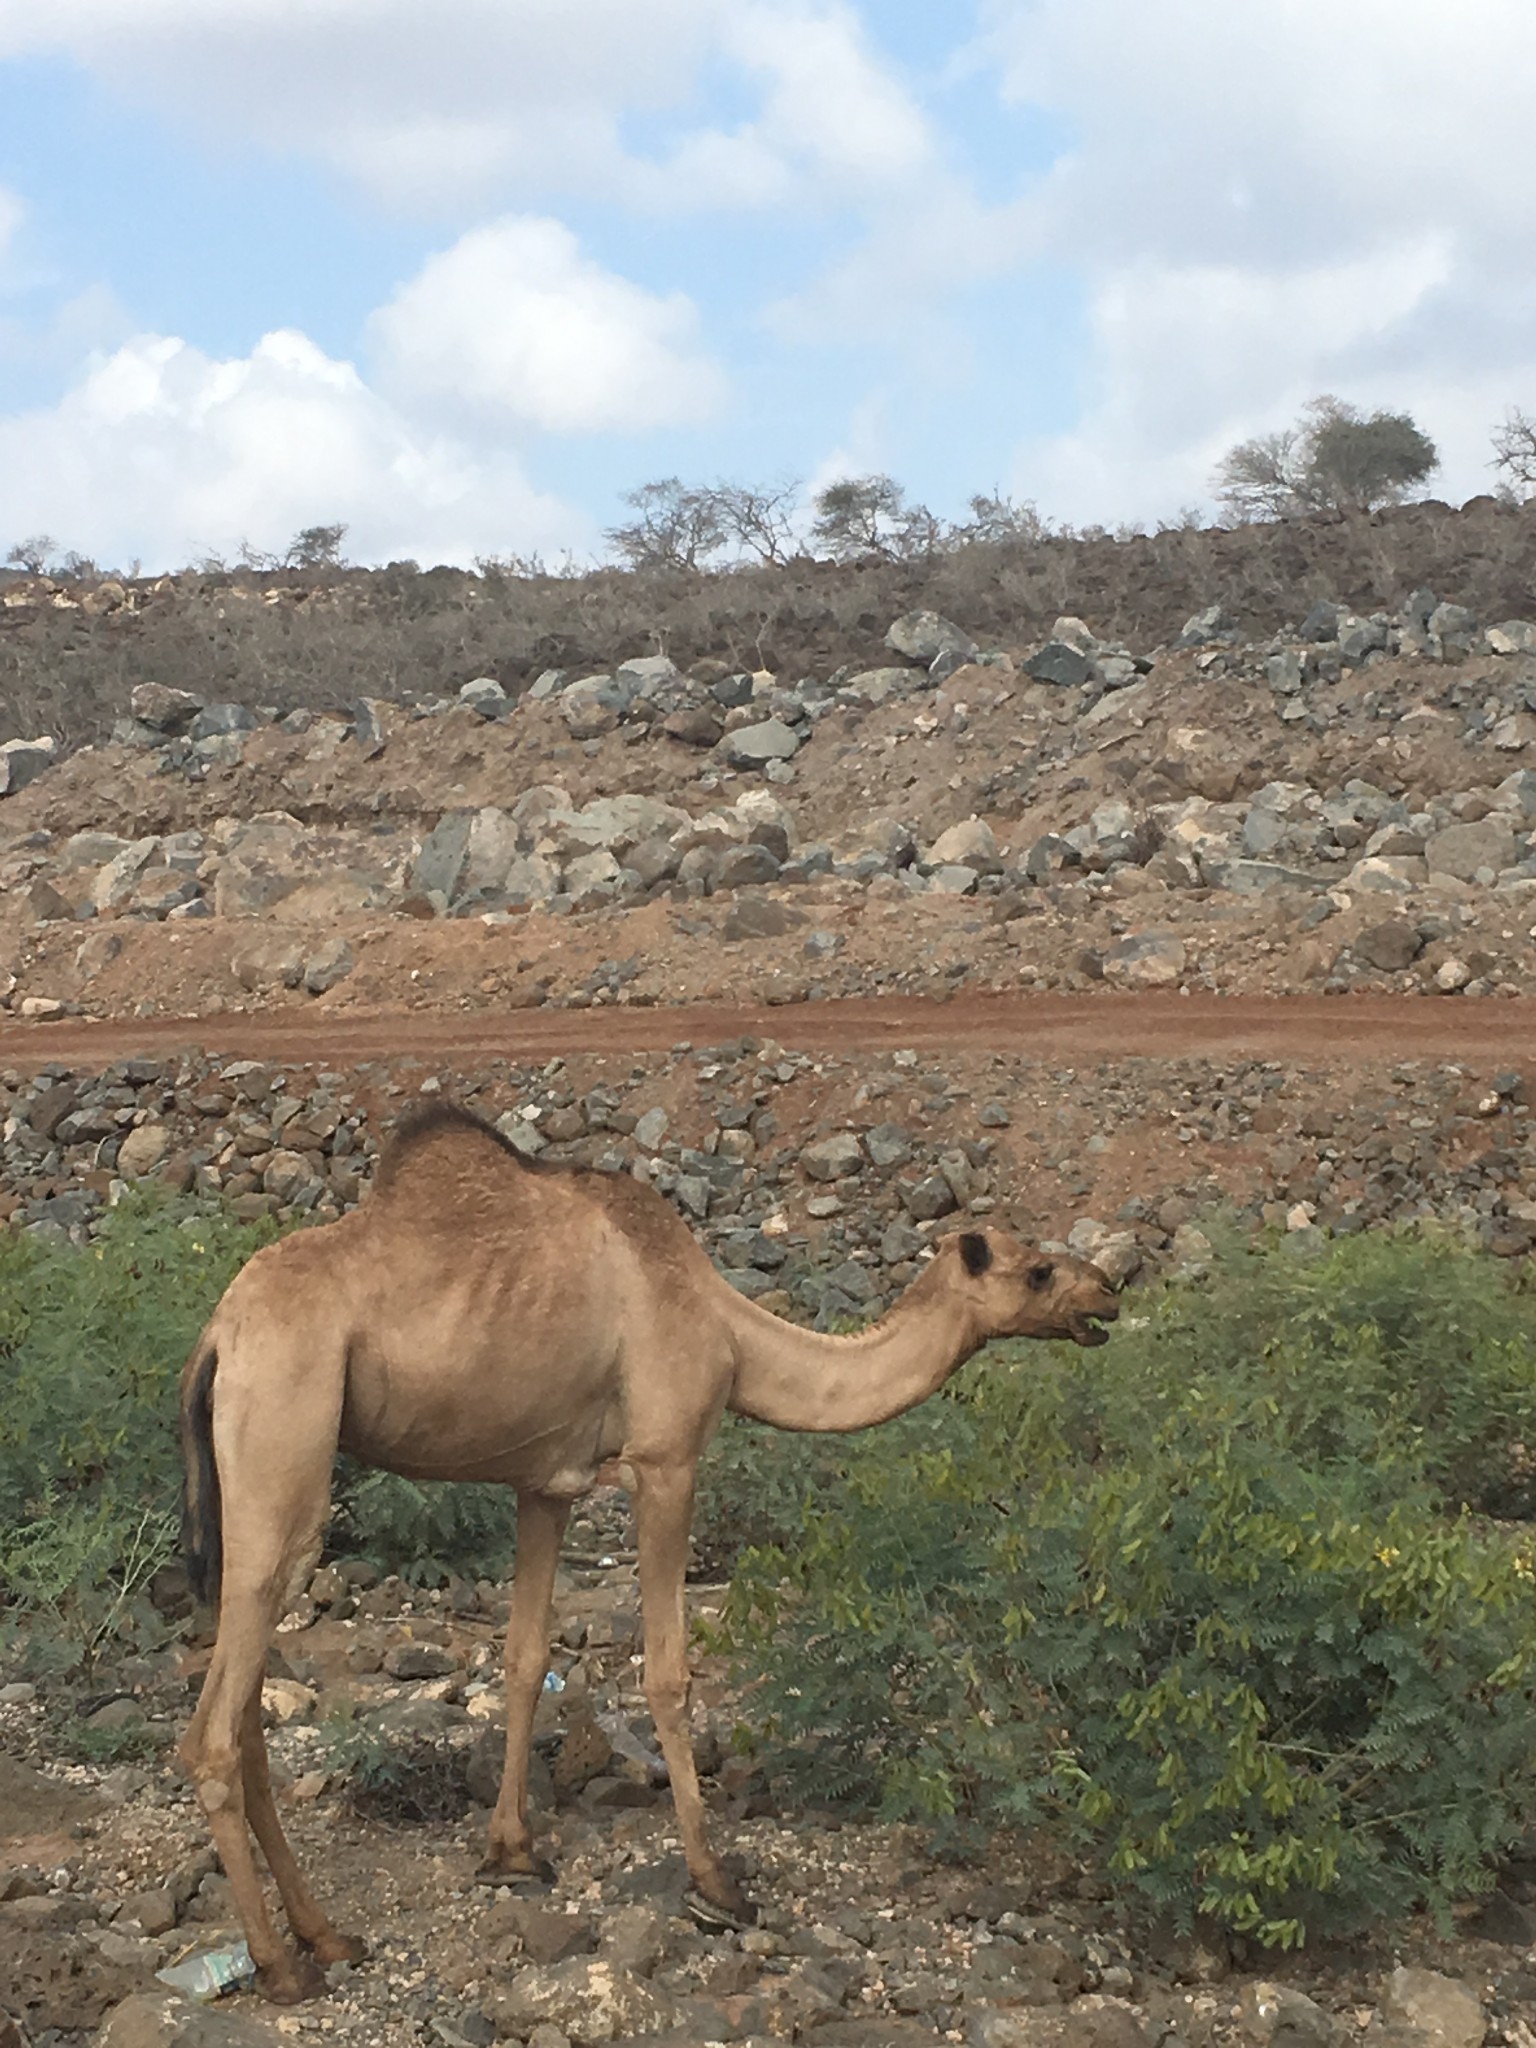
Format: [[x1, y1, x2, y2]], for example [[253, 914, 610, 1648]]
[[3, 569, 1536, 1028]]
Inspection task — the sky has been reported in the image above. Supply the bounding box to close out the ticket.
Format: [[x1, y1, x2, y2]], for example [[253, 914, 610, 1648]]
[[0, 0, 1532, 573]]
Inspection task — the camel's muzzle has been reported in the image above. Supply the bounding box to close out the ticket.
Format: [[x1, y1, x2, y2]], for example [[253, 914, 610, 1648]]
[[1069, 1304, 1118, 1347]]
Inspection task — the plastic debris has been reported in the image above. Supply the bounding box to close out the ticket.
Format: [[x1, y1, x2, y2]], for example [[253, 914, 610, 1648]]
[[541, 1669, 566, 1693], [156, 1939, 257, 2000]]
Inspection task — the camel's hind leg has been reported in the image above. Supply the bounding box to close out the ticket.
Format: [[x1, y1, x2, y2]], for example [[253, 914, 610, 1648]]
[[239, 1689, 365, 1965], [632, 1461, 753, 1929], [179, 1336, 347, 2003], [478, 1489, 570, 1885]]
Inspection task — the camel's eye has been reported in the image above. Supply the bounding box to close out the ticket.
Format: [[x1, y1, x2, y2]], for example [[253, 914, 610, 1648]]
[[1027, 1262, 1053, 1292]]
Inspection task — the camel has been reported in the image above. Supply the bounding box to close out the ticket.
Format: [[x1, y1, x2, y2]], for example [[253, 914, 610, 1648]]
[[178, 1101, 1118, 2002]]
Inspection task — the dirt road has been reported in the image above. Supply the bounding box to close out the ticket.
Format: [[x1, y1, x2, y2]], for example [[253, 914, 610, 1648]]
[[1, 992, 1534, 1071]]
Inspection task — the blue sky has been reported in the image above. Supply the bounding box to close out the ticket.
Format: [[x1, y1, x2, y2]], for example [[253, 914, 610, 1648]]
[[0, 1, 1531, 571]]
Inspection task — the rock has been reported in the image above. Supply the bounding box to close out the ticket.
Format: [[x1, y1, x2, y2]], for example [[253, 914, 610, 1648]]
[[22, 877, 75, 921], [1176, 603, 1237, 647], [498, 1898, 595, 1966], [801, 1133, 865, 1182], [1025, 641, 1094, 688], [212, 813, 309, 917], [1487, 619, 1536, 655], [487, 1958, 678, 2045], [458, 676, 509, 719], [129, 682, 203, 733], [1353, 921, 1424, 973], [413, 812, 474, 899], [1435, 958, 1472, 993], [1426, 602, 1480, 659], [714, 843, 781, 889], [92, 837, 163, 912], [353, 697, 404, 749], [382, 1642, 458, 1680], [547, 795, 689, 861], [615, 653, 679, 692], [99, 1990, 287, 2046], [1490, 713, 1536, 751], [190, 702, 259, 740], [633, 1108, 669, 1151], [724, 717, 800, 766], [905, 1174, 958, 1221], [1379, 1967, 1483, 2048], [1425, 819, 1518, 881], [842, 666, 918, 703], [261, 1677, 316, 1724], [117, 1886, 179, 1937], [598, 1902, 670, 1977], [722, 897, 802, 940], [116, 1124, 171, 1178], [1102, 933, 1185, 987], [661, 705, 722, 747], [0, 735, 58, 795], [886, 609, 979, 665], [559, 676, 625, 738], [928, 818, 1000, 868], [303, 936, 355, 995], [1237, 1981, 1342, 2048], [262, 1150, 315, 1202], [230, 935, 305, 991]]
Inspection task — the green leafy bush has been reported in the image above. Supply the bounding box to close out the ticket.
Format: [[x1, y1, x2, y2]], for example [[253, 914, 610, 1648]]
[[725, 1229, 1536, 1945]]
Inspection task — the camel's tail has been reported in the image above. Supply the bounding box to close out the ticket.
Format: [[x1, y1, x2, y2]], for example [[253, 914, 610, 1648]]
[[179, 1333, 222, 1610]]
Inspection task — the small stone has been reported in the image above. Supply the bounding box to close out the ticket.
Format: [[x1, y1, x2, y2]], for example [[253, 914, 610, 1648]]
[[303, 936, 356, 995], [1238, 1981, 1341, 2048], [116, 1124, 171, 1177], [382, 1642, 458, 1680], [1379, 1966, 1483, 2048], [1102, 933, 1186, 987], [801, 1132, 865, 1182]]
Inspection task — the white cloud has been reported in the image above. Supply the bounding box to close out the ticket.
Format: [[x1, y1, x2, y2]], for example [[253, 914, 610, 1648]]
[[0, 0, 937, 218], [0, 186, 22, 263], [972, 0, 1536, 522], [368, 217, 727, 432], [0, 328, 587, 570]]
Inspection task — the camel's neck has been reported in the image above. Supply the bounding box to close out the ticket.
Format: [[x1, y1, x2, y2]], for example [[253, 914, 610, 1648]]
[[722, 1264, 983, 1432]]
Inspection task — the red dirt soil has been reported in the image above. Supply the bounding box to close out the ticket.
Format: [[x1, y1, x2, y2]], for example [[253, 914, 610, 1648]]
[[1, 991, 1534, 1073]]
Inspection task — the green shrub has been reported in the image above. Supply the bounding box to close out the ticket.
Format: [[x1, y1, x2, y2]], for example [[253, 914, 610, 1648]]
[[725, 1229, 1536, 1946]]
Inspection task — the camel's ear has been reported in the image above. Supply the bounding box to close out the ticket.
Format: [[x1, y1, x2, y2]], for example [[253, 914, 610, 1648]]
[[958, 1232, 993, 1277]]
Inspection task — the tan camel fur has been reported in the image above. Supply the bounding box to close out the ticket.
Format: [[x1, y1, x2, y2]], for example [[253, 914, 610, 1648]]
[[178, 1102, 1118, 2002]]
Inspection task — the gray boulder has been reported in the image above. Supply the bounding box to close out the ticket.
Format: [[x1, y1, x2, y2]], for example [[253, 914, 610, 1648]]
[[885, 609, 979, 665], [1425, 819, 1518, 882], [129, 681, 202, 734], [724, 717, 800, 766], [457, 676, 509, 719], [1025, 641, 1094, 688], [0, 735, 58, 795]]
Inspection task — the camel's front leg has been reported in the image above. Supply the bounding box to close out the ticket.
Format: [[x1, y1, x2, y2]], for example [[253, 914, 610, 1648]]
[[478, 1490, 570, 1885], [632, 1461, 753, 1929]]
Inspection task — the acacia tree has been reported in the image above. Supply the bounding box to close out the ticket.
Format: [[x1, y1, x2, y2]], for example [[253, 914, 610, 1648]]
[[285, 522, 349, 570], [1216, 397, 1438, 520], [5, 535, 60, 574], [1491, 409, 1536, 498], [809, 474, 941, 561], [950, 491, 1049, 546], [605, 479, 727, 571]]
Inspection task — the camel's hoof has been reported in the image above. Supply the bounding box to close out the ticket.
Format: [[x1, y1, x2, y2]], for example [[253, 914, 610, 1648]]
[[685, 1884, 756, 1934], [306, 1929, 368, 1966], [254, 1952, 330, 2004], [474, 1854, 556, 1891]]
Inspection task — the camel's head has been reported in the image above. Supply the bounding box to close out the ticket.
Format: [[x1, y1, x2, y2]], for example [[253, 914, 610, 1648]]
[[946, 1228, 1119, 1348]]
